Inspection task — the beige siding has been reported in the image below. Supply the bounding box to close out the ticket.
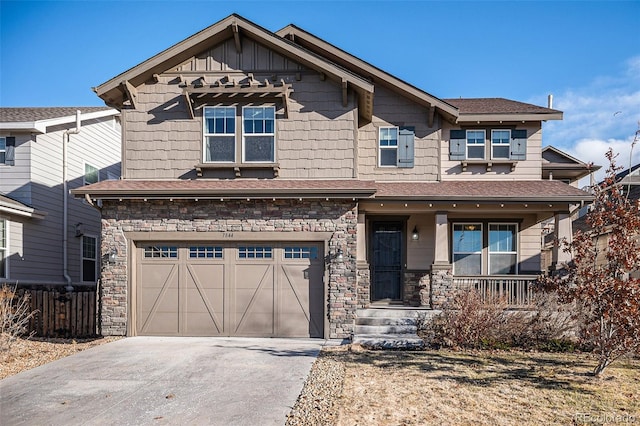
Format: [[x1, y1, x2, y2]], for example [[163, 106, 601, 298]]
[[519, 215, 542, 273], [440, 122, 542, 181], [406, 213, 435, 269], [358, 86, 440, 181], [125, 47, 356, 179]]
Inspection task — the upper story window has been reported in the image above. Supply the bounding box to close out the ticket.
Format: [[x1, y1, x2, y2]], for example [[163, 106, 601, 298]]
[[204, 107, 236, 162], [243, 106, 275, 162], [378, 126, 415, 168], [379, 127, 398, 167], [449, 129, 527, 162], [84, 163, 99, 185], [466, 130, 486, 159], [203, 106, 276, 164], [491, 130, 511, 159], [0, 136, 15, 166]]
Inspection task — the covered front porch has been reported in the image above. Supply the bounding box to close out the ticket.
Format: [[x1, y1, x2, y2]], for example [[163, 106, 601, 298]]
[[355, 181, 589, 309]]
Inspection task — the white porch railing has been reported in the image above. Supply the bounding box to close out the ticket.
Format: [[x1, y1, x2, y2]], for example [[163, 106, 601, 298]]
[[452, 275, 538, 307]]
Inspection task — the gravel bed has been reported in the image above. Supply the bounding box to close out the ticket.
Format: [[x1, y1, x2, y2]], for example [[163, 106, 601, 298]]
[[286, 346, 347, 425]]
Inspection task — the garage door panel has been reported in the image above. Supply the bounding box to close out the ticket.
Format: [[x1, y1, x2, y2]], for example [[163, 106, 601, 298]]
[[234, 264, 274, 336], [138, 263, 179, 335], [279, 263, 324, 338], [184, 263, 225, 335]]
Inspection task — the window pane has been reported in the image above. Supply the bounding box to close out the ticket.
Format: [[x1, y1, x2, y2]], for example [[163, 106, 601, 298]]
[[189, 246, 223, 259], [0, 138, 5, 150], [492, 130, 510, 143], [245, 136, 274, 162], [83, 259, 96, 282], [244, 107, 275, 135], [85, 164, 99, 184], [206, 136, 235, 162], [467, 130, 485, 144], [489, 224, 516, 252], [453, 224, 482, 252], [205, 107, 235, 134], [492, 145, 510, 159], [82, 236, 96, 259], [380, 149, 397, 166], [490, 254, 517, 275], [454, 253, 481, 275], [468, 145, 485, 159]]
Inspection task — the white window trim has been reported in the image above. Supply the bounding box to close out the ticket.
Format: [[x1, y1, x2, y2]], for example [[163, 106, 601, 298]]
[[488, 222, 519, 275], [378, 126, 399, 167], [241, 106, 276, 163], [83, 162, 100, 186], [452, 223, 483, 275], [203, 106, 237, 164], [0, 219, 8, 280], [0, 136, 6, 165], [491, 129, 511, 160], [80, 234, 98, 283], [466, 129, 486, 160]]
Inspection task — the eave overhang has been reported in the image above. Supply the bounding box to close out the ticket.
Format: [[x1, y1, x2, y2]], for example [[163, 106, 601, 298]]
[[0, 109, 119, 134], [0, 198, 47, 219], [456, 112, 563, 123]]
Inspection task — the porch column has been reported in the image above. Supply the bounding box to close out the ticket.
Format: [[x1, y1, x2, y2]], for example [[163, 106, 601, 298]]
[[552, 212, 573, 269], [356, 213, 367, 265], [433, 211, 450, 265]]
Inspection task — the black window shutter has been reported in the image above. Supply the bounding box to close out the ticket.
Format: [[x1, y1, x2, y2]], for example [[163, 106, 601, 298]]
[[449, 129, 466, 160], [510, 129, 527, 160], [5, 136, 15, 166], [397, 127, 415, 168]]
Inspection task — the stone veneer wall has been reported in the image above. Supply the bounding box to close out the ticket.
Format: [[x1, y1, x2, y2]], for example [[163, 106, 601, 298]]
[[356, 264, 370, 308], [403, 270, 430, 306], [99, 199, 359, 339], [430, 265, 454, 309]]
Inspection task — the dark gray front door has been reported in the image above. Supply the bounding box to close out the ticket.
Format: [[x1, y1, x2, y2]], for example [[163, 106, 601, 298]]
[[371, 221, 403, 301]]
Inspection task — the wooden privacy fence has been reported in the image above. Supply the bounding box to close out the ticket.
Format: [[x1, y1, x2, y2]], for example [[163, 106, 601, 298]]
[[17, 288, 97, 338]]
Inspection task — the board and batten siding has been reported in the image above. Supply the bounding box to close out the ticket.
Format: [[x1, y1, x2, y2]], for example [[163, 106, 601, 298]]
[[358, 86, 440, 181], [440, 122, 543, 181]]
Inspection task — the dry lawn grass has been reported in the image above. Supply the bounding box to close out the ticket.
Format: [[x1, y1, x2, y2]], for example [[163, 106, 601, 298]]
[[0, 336, 121, 380], [328, 346, 639, 426]]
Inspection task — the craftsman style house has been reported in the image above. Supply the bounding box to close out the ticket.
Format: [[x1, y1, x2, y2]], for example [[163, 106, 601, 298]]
[[74, 14, 592, 339], [0, 107, 120, 289]]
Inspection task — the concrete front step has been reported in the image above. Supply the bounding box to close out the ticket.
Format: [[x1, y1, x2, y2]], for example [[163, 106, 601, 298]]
[[354, 324, 417, 335], [355, 317, 417, 326], [356, 308, 440, 319], [352, 334, 425, 350]]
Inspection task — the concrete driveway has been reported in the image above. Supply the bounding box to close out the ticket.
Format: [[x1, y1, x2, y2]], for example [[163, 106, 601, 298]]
[[0, 337, 325, 426]]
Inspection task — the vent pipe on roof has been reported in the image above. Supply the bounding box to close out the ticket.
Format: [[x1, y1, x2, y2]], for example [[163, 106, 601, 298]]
[[548, 94, 553, 109]]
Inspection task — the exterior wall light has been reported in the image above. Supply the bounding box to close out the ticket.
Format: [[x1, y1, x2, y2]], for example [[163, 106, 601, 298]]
[[108, 251, 118, 263], [336, 248, 344, 261], [411, 226, 419, 241]]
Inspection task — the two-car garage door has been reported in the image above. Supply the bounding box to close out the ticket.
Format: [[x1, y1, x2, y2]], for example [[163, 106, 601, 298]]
[[136, 242, 324, 338]]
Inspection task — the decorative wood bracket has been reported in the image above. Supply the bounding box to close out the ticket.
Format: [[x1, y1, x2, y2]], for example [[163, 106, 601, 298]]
[[428, 105, 436, 128], [342, 78, 348, 107], [232, 23, 242, 53], [461, 160, 517, 172], [121, 80, 138, 110], [195, 163, 280, 177]]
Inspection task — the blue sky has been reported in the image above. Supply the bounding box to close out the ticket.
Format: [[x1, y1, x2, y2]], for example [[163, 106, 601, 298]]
[[1, 1, 639, 178]]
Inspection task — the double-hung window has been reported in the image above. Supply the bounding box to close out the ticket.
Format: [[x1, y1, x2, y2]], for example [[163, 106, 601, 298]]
[[243, 106, 275, 162], [466, 130, 485, 159], [452, 222, 518, 275], [0, 137, 6, 164], [379, 127, 399, 167], [81, 235, 97, 282], [204, 107, 236, 162], [453, 224, 483, 275], [491, 130, 511, 159], [489, 224, 518, 274]]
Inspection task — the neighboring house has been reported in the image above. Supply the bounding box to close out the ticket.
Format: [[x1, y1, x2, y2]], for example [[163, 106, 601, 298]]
[[0, 108, 120, 289], [540, 146, 600, 270], [572, 162, 640, 278], [73, 14, 593, 339]]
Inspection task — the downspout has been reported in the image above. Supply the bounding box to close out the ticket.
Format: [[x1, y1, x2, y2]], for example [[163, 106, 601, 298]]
[[63, 110, 82, 291]]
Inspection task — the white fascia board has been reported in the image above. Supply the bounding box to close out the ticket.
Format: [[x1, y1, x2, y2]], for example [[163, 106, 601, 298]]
[[0, 109, 118, 134], [0, 202, 47, 219]]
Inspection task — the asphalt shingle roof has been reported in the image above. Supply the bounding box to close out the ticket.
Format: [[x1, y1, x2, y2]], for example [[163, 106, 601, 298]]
[[443, 98, 561, 115], [0, 107, 111, 123]]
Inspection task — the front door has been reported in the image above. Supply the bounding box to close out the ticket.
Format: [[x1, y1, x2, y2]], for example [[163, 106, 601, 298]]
[[371, 221, 403, 301]]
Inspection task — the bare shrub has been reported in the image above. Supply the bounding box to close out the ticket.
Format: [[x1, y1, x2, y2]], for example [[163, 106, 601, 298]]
[[0, 284, 37, 353]]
